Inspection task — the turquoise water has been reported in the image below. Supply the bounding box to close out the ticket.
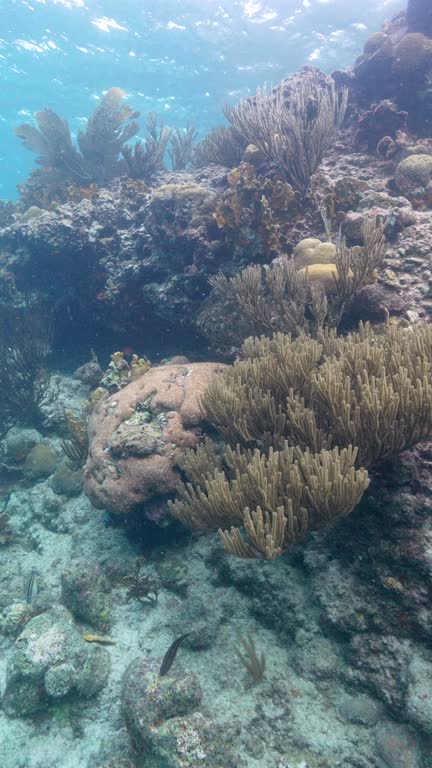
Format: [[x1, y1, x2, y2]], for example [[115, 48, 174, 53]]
[[1, 0, 400, 201]]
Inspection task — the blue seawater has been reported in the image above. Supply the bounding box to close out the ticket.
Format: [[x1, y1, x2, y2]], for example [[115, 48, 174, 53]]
[[1, 0, 401, 201]]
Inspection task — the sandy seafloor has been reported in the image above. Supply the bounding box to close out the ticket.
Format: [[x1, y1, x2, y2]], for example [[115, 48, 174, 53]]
[[0, 375, 426, 768]]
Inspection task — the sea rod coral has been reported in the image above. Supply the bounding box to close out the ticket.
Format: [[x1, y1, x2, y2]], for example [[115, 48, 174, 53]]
[[170, 322, 432, 558]]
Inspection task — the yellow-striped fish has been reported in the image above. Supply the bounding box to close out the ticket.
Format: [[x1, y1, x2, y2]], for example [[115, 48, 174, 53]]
[[83, 633, 116, 645]]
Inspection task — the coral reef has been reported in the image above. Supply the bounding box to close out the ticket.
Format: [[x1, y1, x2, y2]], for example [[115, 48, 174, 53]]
[[61, 559, 112, 631], [199, 217, 387, 351], [394, 152, 432, 198], [213, 162, 298, 260], [99, 351, 151, 393], [2, 3, 432, 766], [193, 125, 247, 168], [122, 113, 172, 182], [23, 443, 58, 480], [355, 99, 408, 151], [121, 657, 240, 767], [1, 370, 432, 765], [0, 305, 57, 438], [407, 0, 432, 34], [350, 11, 432, 137], [169, 123, 198, 171], [50, 461, 84, 496]]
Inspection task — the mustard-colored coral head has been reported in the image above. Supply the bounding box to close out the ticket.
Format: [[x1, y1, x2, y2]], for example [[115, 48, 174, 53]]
[[293, 238, 337, 270]]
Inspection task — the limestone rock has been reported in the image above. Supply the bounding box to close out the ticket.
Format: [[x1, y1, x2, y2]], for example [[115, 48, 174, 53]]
[[61, 559, 112, 631], [2, 606, 110, 716]]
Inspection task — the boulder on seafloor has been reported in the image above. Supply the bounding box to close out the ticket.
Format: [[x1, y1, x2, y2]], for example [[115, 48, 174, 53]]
[[3, 427, 42, 465], [121, 657, 241, 767], [73, 359, 104, 388], [50, 460, 84, 497], [22, 443, 58, 480], [121, 657, 202, 754], [61, 559, 112, 631], [2, 605, 110, 716], [394, 154, 432, 198], [83, 362, 226, 516], [375, 722, 421, 768]]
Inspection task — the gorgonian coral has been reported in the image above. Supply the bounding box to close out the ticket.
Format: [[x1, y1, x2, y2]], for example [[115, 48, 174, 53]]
[[15, 88, 140, 201]]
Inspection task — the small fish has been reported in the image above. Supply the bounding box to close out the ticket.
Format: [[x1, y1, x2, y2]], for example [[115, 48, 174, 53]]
[[25, 568, 38, 604], [159, 633, 191, 677], [83, 633, 116, 645]]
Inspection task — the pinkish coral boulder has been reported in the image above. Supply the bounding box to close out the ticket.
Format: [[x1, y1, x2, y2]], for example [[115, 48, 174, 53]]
[[84, 362, 225, 516]]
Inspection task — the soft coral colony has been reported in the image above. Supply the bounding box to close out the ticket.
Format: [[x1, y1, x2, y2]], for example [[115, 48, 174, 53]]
[[6, 0, 432, 563]]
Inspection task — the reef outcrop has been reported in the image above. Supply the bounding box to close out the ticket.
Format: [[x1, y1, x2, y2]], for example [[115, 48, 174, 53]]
[[84, 362, 225, 516]]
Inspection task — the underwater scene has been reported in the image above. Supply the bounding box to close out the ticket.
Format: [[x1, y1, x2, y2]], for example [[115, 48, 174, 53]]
[[2, 0, 432, 766]]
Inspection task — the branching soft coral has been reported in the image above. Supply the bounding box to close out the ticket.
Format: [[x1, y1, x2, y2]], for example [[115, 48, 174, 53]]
[[77, 87, 140, 184], [122, 113, 172, 180], [0, 305, 57, 438], [15, 88, 140, 198], [224, 74, 348, 197], [170, 322, 432, 559]]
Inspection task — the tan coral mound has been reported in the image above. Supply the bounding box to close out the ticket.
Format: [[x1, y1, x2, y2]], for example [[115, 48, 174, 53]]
[[293, 238, 336, 269]]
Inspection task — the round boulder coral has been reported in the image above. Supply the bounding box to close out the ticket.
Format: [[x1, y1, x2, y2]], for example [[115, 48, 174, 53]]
[[298, 262, 352, 292], [84, 362, 226, 515], [394, 154, 432, 197], [293, 238, 336, 269], [392, 33, 432, 74], [23, 443, 58, 480], [121, 657, 240, 767], [61, 559, 112, 631]]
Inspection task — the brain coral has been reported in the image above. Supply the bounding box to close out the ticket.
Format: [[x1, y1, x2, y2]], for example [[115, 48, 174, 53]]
[[392, 33, 432, 74], [394, 153, 432, 196], [84, 362, 225, 515], [293, 238, 337, 269]]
